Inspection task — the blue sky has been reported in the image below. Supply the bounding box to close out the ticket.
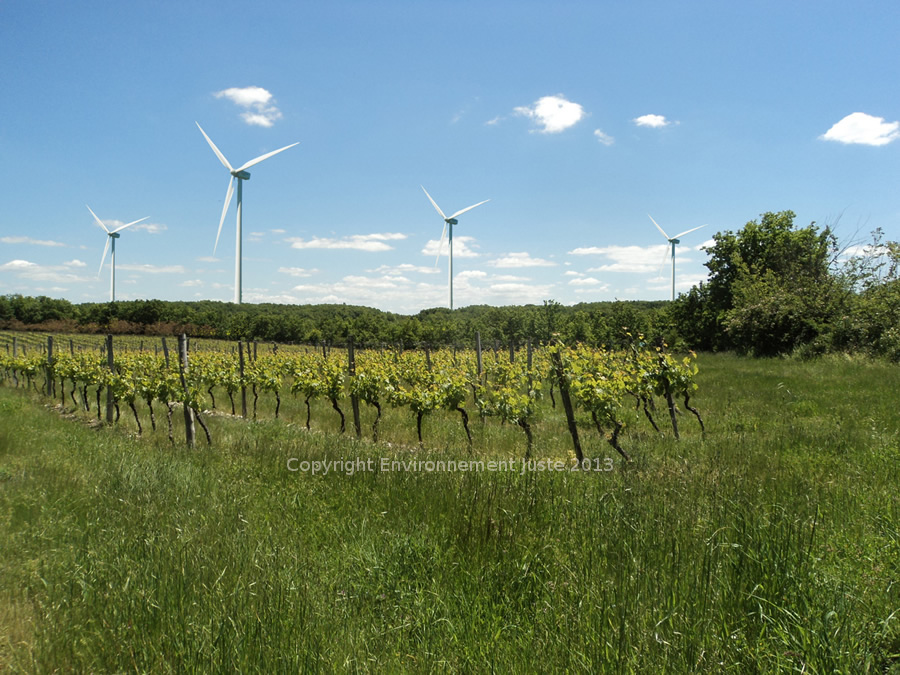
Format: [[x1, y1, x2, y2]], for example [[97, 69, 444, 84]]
[[2, 0, 898, 313]]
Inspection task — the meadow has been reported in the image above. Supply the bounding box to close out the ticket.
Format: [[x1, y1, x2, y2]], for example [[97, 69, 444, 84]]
[[0, 346, 898, 672]]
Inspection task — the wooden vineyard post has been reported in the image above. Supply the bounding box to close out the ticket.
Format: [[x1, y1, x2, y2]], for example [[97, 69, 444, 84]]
[[348, 335, 361, 438], [509, 339, 515, 364], [178, 334, 195, 448], [526, 339, 533, 391], [46, 335, 56, 399], [238, 341, 247, 418], [550, 340, 584, 464], [161, 337, 170, 367], [105, 335, 115, 425], [475, 332, 483, 379]]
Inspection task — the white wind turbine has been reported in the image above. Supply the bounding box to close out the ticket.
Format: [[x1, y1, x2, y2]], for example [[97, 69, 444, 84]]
[[87, 205, 148, 302], [649, 215, 705, 301], [422, 186, 489, 310], [196, 122, 299, 304]]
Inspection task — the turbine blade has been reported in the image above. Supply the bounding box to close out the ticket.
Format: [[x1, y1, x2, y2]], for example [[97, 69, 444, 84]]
[[421, 186, 447, 221], [86, 205, 110, 233], [657, 245, 671, 280], [214, 177, 236, 255], [648, 214, 670, 241], [236, 142, 300, 173], [112, 216, 149, 234], [671, 224, 706, 240], [449, 199, 490, 220], [434, 222, 447, 267], [98, 236, 111, 277], [196, 122, 234, 172]]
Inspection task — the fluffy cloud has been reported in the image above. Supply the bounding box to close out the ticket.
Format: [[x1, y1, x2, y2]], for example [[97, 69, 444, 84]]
[[488, 252, 556, 268], [278, 267, 318, 277], [820, 112, 900, 146], [633, 114, 671, 128], [1, 236, 67, 247], [514, 95, 585, 133], [594, 129, 614, 146], [370, 263, 440, 275], [116, 264, 186, 274], [0, 259, 91, 283], [570, 244, 673, 274], [422, 235, 480, 258], [568, 276, 603, 286], [214, 86, 284, 127], [131, 222, 167, 234], [287, 233, 406, 252]]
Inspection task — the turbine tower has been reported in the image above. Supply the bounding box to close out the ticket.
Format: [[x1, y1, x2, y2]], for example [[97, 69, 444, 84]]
[[196, 122, 298, 304], [87, 205, 148, 302], [648, 215, 705, 301], [422, 186, 489, 310]]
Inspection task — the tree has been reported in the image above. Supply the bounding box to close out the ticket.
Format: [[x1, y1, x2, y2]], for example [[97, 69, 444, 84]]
[[673, 211, 839, 354]]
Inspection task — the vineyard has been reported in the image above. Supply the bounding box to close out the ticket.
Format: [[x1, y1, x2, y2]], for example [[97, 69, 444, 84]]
[[0, 330, 702, 461], [1, 331, 898, 671]]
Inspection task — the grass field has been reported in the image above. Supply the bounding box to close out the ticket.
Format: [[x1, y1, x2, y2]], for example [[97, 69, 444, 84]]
[[1, 352, 898, 672]]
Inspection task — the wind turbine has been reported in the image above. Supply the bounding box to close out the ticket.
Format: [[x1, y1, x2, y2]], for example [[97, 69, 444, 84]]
[[648, 215, 705, 301], [422, 186, 489, 310], [87, 205, 148, 302], [196, 122, 299, 304]]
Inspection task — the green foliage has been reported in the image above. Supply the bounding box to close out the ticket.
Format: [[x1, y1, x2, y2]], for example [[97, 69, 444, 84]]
[[674, 211, 842, 355], [1, 354, 899, 671]]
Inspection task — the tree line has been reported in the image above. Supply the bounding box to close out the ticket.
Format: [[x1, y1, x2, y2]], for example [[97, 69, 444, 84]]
[[3, 210, 898, 358]]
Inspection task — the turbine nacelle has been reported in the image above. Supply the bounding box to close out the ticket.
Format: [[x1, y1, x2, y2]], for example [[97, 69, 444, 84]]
[[648, 214, 706, 301], [109, 232, 121, 239], [196, 121, 299, 303], [421, 185, 490, 310]]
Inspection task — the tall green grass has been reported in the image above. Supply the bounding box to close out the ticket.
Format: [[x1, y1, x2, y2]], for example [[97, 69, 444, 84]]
[[1, 353, 898, 672]]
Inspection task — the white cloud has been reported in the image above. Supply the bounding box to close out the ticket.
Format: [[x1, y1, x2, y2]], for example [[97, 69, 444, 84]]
[[180, 279, 204, 287], [568, 276, 603, 286], [370, 263, 440, 275], [422, 235, 480, 258], [1, 259, 91, 284], [1, 259, 38, 270], [490, 274, 529, 282], [63, 259, 86, 267], [287, 233, 406, 252], [514, 95, 585, 133], [214, 86, 283, 127], [196, 256, 220, 263], [1, 236, 67, 247], [820, 112, 900, 146], [594, 129, 614, 145], [634, 114, 671, 128], [131, 222, 167, 234], [278, 266, 318, 277], [571, 244, 673, 274], [116, 264, 186, 274], [488, 252, 556, 268]]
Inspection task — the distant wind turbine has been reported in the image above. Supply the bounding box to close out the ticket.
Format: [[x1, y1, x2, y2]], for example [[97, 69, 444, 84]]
[[648, 215, 705, 301], [422, 186, 489, 310], [196, 122, 299, 304], [87, 205, 148, 302]]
